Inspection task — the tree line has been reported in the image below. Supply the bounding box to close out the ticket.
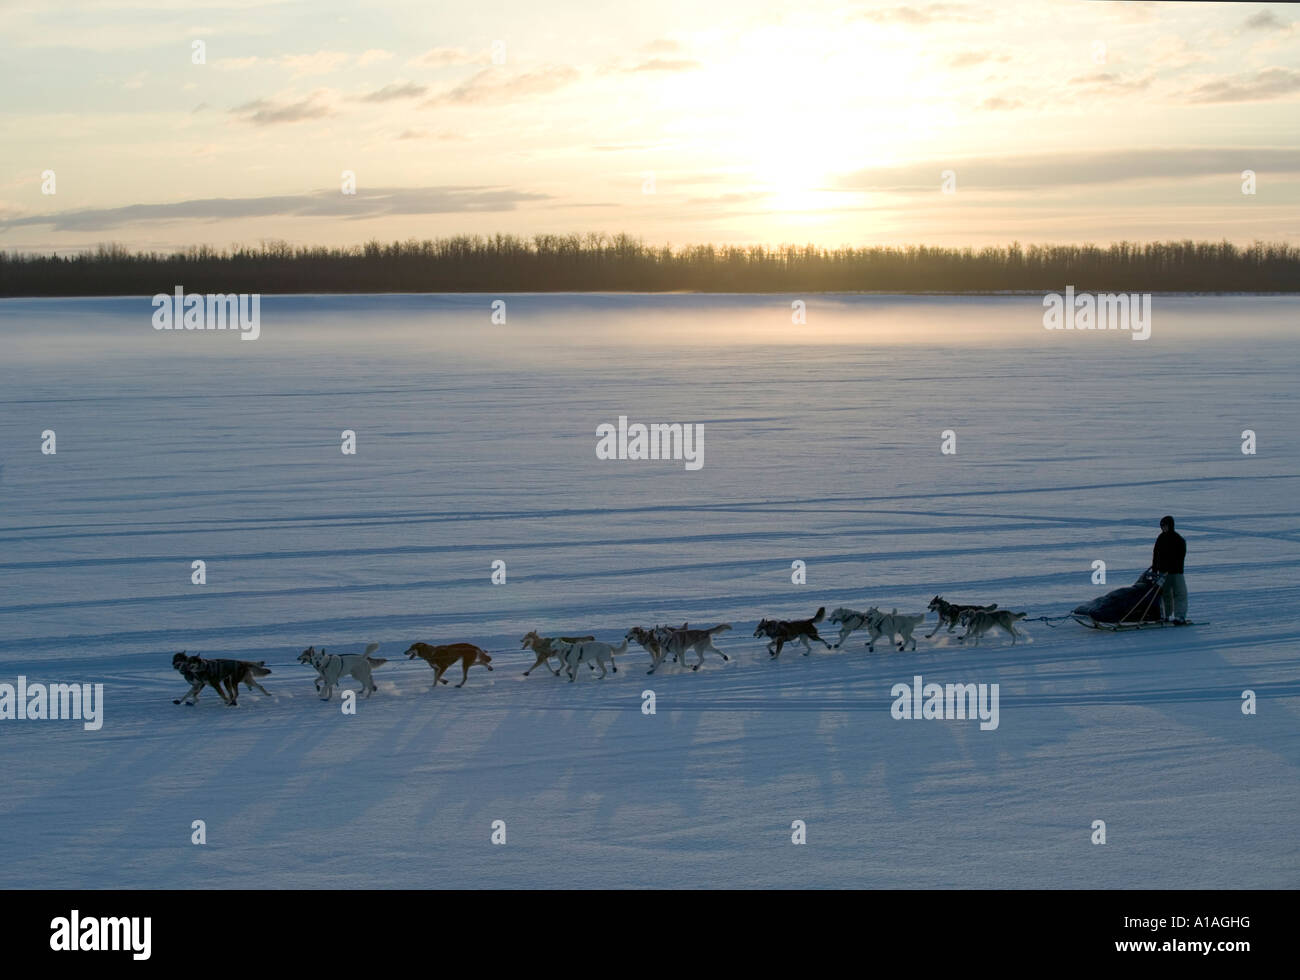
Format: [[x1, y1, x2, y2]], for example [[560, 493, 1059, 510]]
[[3, 236, 1298, 295]]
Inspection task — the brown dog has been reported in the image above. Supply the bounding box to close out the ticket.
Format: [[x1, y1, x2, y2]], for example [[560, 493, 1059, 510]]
[[520, 631, 595, 676], [404, 642, 494, 688]]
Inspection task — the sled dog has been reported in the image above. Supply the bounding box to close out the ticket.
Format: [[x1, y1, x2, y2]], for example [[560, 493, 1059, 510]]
[[959, 609, 1028, 646], [827, 607, 874, 649], [404, 642, 494, 688], [172, 652, 272, 706], [753, 607, 830, 659], [650, 624, 731, 672], [520, 631, 594, 677], [552, 638, 628, 681], [926, 596, 998, 638], [864, 607, 926, 652], [298, 643, 386, 700]]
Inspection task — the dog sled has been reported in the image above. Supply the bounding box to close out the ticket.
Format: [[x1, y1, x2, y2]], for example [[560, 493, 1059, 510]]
[[1069, 569, 1204, 631]]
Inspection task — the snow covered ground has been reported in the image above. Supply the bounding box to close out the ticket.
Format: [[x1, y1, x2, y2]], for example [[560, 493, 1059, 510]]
[[0, 293, 1297, 888]]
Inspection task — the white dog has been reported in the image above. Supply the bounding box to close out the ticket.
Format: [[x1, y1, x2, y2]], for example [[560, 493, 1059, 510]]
[[553, 639, 628, 681], [826, 607, 874, 649], [864, 608, 925, 652], [297, 642, 386, 700]]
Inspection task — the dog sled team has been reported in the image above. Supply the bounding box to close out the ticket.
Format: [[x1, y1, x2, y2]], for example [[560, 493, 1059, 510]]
[[169, 595, 1026, 706]]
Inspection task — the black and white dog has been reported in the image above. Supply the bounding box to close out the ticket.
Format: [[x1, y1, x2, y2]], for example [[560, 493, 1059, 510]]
[[171, 651, 272, 706], [753, 607, 830, 659]]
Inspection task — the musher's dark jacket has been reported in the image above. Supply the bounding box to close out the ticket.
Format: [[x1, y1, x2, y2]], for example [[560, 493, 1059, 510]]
[[1152, 530, 1186, 575]]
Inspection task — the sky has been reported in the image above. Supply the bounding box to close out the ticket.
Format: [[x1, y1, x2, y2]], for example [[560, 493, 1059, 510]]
[[0, 0, 1297, 253]]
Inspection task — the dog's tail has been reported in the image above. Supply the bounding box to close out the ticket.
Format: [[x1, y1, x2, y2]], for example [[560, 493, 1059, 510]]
[[1011, 611, 1028, 621], [611, 639, 629, 654], [363, 642, 380, 656], [812, 607, 825, 623], [248, 661, 272, 676], [709, 624, 732, 634], [367, 657, 389, 667]]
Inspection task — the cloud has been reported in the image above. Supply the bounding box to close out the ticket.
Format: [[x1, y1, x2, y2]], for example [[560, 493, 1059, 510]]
[[229, 95, 333, 125], [357, 49, 394, 66], [1184, 67, 1300, 103], [859, 3, 976, 25], [214, 56, 261, 71], [281, 50, 351, 77], [396, 129, 466, 141], [1066, 71, 1154, 95], [410, 47, 488, 68], [977, 96, 1023, 111], [641, 39, 683, 54], [423, 66, 580, 106], [625, 58, 701, 73], [1145, 35, 1211, 71], [1242, 11, 1292, 33], [1, 186, 552, 232], [833, 148, 1300, 192], [947, 50, 1007, 69], [591, 142, 662, 152], [357, 82, 427, 102]]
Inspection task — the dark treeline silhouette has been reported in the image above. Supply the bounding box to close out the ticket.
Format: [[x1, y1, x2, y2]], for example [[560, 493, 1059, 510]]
[[3, 236, 1298, 295]]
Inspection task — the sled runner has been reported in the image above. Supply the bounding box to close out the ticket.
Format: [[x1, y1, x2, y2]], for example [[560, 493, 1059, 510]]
[[1069, 615, 1207, 632]]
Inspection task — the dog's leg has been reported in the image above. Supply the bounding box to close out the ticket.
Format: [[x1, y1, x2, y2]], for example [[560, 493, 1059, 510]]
[[174, 681, 205, 705], [246, 677, 272, 697], [708, 641, 730, 663], [925, 619, 941, 639]]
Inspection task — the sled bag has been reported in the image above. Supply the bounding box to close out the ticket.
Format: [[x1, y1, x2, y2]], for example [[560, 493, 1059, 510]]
[[1072, 572, 1164, 624]]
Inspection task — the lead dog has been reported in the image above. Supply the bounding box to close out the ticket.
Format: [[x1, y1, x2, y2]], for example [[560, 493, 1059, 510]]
[[171, 652, 272, 706], [404, 642, 494, 688], [651, 624, 731, 672], [863, 608, 926, 652], [926, 596, 998, 638], [298, 643, 386, 700], [958, 609, 1028, 646], [753, 607, 829, 659], [552, 638, 627, 681], [520, 631, 595, 677]]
